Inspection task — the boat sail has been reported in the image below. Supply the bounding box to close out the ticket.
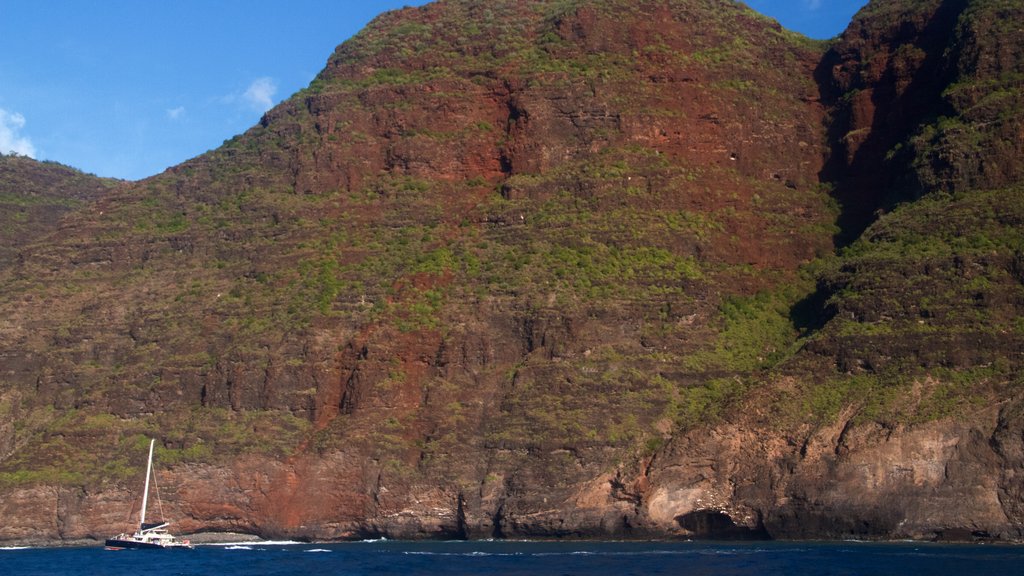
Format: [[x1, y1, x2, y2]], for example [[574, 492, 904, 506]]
[[105, 438, 192, 550]]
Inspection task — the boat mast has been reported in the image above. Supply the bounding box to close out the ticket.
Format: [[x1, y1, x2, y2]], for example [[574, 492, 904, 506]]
[[139, 438, 155, 529]]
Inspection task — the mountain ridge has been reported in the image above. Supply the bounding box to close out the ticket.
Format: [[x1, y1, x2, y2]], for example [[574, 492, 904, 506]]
[[0, 0, 1022, 543]]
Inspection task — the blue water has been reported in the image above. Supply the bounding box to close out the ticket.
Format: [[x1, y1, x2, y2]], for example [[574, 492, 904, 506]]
[[2, 540, 1023, 576]]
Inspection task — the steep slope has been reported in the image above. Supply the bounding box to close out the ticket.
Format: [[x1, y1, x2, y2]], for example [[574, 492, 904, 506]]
[[0, 0, 1022, 544], [807, 0, 1024, 394], [821, 0, 1024, 240]]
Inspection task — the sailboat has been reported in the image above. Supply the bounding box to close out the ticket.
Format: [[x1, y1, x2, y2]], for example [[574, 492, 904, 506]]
[[105, 438, 193, 550]]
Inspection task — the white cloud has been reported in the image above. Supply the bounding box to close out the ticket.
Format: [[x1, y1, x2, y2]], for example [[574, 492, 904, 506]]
[[242, 77, 277, 112], [0, 108, 36, 157], [167, 106, 186, 120], [804, 0, 823, 9]]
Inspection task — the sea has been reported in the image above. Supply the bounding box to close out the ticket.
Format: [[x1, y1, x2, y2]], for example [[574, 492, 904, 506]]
[[2, 539, 1023, 576]]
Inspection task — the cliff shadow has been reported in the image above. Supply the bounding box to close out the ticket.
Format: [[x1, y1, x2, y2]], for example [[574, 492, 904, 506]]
[[789, 278, 835, 338], [816, 0, 969, 248], [675, 510, 770, 540]]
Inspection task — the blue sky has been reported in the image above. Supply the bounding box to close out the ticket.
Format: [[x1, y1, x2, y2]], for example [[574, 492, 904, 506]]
[[0, 0, 868, 181]]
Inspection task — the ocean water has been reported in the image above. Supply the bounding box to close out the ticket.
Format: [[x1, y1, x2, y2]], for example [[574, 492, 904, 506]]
[[2, 540, 1023, 576]]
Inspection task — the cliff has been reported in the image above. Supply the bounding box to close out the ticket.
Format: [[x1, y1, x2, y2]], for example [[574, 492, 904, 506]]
[[0, 0, 1022, 543]]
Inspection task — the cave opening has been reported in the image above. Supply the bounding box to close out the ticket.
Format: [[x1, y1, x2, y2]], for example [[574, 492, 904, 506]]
[[675, 510, 770, 540]]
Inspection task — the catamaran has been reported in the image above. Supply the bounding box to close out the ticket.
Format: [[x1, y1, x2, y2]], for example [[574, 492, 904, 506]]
[[105, 438, 193, 550]]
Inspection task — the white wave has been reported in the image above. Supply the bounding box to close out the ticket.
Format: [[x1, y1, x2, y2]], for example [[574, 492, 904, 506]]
[[205, 540, 303, 547], [402, 551, 524, 557], [0, 546, 31, 550], [404, 548, 779, 559], [305, 549, 331, 553], [225, 545, 254, 550], [536, 550, 693, 557]]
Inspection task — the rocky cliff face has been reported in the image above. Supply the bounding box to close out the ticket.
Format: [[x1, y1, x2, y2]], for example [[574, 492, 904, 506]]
[[1, 0, 1022, 544]]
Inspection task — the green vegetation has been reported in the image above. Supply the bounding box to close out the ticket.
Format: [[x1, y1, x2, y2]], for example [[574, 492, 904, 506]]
[[825, 185, 1024, 335], [485, 361, 668, 449], [0, 408, 310, 488], [774, 364, 1015, 430], [671, 376, 750, 430], [683, 287, 809, 373], [783, 183, 1024, 430]]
